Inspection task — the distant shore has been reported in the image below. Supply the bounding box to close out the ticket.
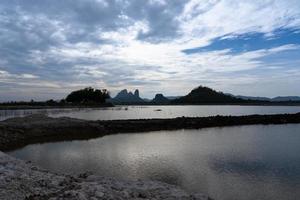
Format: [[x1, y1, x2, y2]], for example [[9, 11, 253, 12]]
[[1, 102, 300, 110], [113, 102, 300, 106], [0, 103, 114, 110]]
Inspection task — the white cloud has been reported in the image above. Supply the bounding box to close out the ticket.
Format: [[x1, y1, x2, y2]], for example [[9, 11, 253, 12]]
[[0, 0, 300, 100], [178, 0, 300, 48], [0, 70, 39, 79]]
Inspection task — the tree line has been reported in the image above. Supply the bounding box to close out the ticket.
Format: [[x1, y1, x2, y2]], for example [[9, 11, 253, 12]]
[[0, 87, 111, 106], [65, 87, 110, 103]]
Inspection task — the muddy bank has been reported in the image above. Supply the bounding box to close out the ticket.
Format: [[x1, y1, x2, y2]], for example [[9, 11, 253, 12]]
[[1, 113, 300, 151]]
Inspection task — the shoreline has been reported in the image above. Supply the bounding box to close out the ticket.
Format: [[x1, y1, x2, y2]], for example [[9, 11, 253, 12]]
[[1, 113, 300, 200], [0, 152, 210, 200], [1, 113, 300, 151], [0, 115, 220, 200], [0, 104, 114, 110]]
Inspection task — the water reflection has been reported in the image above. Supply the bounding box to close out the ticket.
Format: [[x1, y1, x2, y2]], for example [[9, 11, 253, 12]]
[[210, 158, 300, 183], [1, 105, 300, 121], [7, 124, 300, 200]]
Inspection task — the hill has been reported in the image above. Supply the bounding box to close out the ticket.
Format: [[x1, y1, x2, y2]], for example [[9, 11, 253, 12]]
[[172, 86, 246, 104]]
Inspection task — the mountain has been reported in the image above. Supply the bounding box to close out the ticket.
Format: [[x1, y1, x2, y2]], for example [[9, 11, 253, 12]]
[[151, 94, 170, 104], [108, 86, 300, 105], [108, 89, 145, 104], [172, 86, 245, 104]]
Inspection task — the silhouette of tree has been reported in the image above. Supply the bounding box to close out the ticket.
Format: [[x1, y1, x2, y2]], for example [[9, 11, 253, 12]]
[[66, 87, 110, 103]]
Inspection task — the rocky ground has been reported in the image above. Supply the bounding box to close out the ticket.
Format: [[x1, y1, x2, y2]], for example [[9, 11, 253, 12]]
[[0, 152, 210, 200]]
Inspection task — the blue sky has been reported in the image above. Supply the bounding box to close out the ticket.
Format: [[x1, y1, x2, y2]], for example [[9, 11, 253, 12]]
[[183, 29, 300, 54], [0, 0, 300, 101]]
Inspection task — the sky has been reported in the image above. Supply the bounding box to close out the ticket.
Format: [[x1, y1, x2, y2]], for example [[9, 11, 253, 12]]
[[0, 0, 300, 101]]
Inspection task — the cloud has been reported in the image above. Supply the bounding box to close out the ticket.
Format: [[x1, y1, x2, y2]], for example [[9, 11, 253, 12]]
[[178, 0, 300, 47], [0, 0, 300, 101], [0, 70, 38, 79]]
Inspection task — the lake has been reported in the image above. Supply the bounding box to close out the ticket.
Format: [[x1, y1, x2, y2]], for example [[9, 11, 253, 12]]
[[1, 105, 300, 121], [7, 124, 300, 200]]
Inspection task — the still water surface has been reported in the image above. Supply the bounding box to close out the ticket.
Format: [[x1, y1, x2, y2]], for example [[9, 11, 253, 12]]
[[8, 124, 300, 200], [1, 105, 300, 121]]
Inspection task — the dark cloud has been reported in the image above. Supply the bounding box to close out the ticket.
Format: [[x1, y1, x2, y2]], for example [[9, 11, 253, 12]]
[[0, 0, 185, 81], [127, 0, 187, 42]]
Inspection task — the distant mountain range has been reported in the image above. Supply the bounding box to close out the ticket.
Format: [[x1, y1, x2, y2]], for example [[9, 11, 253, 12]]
[[108, 89, 180, 104], [107, 89, 145, 104], [232, 95, 300, 102], [107, 86, 300, 105]]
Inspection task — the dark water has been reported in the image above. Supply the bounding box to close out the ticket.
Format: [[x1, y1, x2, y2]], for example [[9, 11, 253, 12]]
[[7, 124, 300, 200], [1, 105, 300, 121]]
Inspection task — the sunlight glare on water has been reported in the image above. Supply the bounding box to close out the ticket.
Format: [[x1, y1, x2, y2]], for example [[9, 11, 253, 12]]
[[8, 124, 300, 200]]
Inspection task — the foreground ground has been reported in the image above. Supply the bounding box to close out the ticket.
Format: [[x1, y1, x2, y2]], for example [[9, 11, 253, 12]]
[[0, 152, 211, 200]]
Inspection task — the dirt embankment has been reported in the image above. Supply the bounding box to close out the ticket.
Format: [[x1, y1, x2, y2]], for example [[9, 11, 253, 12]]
[[1, 113, 300, 151]]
